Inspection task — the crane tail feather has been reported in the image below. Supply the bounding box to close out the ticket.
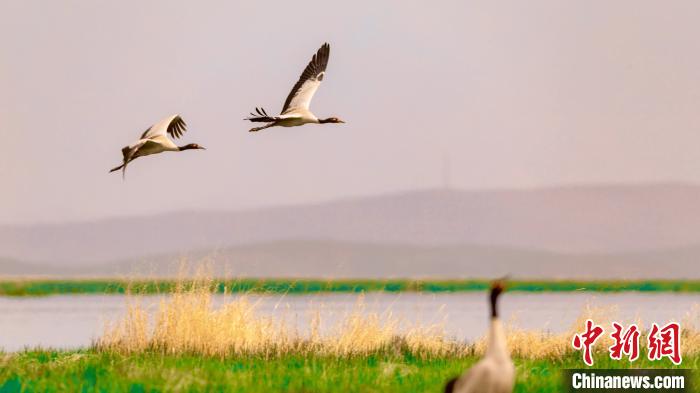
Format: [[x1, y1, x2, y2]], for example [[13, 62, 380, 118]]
[[244, 107, 278, 122]]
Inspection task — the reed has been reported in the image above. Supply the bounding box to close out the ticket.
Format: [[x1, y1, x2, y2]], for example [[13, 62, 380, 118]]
[[97, 274, 700, 360]]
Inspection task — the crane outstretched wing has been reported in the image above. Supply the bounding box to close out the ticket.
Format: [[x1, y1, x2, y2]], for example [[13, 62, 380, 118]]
[[140, 115, 187, 139], [281, 43, 330, 114]]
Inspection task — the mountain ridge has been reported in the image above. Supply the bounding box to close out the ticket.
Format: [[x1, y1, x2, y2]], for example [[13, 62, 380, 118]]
[[2, 184, 700, 271], [3, 239, 699, 279]]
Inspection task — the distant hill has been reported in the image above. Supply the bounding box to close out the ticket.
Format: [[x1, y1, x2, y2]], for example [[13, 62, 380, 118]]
[[2, 184, 700, 278], [1, 240, 698, 279]]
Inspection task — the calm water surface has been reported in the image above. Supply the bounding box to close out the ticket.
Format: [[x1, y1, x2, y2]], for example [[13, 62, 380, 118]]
[[0, 293, 698, 352]]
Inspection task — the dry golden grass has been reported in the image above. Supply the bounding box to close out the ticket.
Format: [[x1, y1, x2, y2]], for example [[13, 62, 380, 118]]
[[681, 304, 700, 355], [97, 274, 700, 359], [98, 283, 458, 358]]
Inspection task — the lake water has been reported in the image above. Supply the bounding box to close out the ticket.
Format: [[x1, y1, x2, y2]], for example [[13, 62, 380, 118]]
[[0, 293, 698, 352]]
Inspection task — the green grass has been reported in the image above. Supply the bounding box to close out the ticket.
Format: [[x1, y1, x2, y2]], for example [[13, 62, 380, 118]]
[[0, 351, 696, 392], [1, 279, 700, 297]]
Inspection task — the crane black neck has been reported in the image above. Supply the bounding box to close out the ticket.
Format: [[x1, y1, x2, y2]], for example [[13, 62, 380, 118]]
[[319, 117, 342, 124], [178, 144, 200, 151], [490, 287, 501, 319]]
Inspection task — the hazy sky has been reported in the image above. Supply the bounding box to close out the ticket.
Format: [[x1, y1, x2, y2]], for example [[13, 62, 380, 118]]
[[2, 1, 700, 224]]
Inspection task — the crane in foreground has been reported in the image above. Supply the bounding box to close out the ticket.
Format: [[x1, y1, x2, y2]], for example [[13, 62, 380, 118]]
[[444, 280, 515, 393]]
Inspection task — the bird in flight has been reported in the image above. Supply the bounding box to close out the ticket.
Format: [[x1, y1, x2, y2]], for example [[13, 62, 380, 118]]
[[109, 114, 205, 178], [245, 43, 345, 132]]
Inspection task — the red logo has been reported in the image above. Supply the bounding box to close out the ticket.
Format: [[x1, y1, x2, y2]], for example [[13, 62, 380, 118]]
[[572, 321, 681, 366], [572, 319, 605, 366], [647, 322, 682, 365], [609, 322, 640, 361]]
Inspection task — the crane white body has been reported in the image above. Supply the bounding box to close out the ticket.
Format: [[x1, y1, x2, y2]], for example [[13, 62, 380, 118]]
[[276, 110, 319, 127], [450, 320, 515, 393]]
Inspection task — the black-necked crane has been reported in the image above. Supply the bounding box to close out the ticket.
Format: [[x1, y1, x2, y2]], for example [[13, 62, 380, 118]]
[[109, 114, 205, 178], [245, 43, 345, 132], [444, 281, 515, 393]]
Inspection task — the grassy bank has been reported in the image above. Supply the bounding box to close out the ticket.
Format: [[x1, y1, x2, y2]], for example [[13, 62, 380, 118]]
[[0, 350, 695, 393], [3, 278, 699, 392], [2, 278, 700, 296]]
